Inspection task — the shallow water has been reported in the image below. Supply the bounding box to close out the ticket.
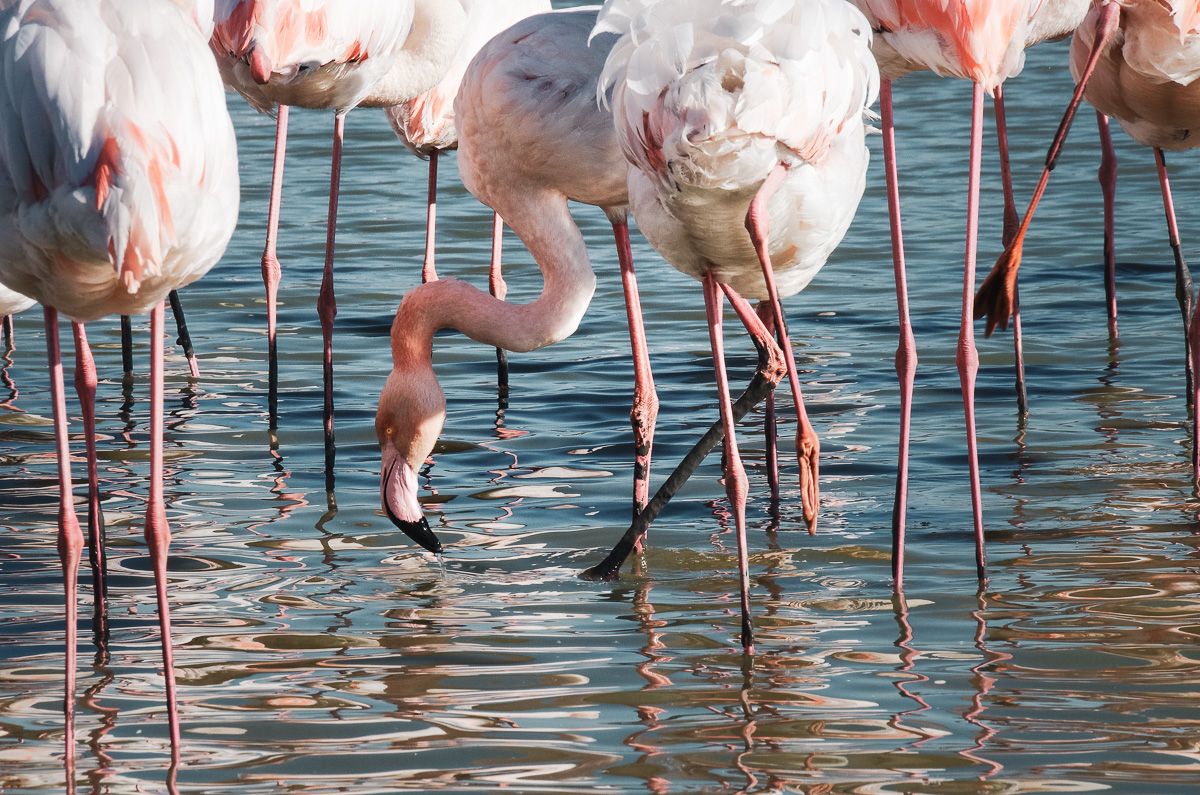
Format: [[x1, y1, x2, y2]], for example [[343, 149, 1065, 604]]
[[4, 10, 1200, 793]]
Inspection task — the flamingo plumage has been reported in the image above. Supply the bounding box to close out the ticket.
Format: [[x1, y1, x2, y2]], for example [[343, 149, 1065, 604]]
[[0, 0, 238, 766], [212, 0, 468, 477], [375, 8, 660, 556], [589, 0, 878, 651], [976, 0, 1200, 485]]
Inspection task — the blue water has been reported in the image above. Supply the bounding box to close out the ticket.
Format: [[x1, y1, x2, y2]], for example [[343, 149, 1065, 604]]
[[3, 11, 1200, 793]]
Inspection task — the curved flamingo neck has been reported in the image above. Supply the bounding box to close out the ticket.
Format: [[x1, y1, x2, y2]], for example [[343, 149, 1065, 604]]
[[390, 189, 596, 371], [361, 0, 467, 108]]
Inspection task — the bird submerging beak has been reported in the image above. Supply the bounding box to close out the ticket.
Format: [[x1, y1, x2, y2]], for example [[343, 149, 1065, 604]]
[[380, 445, 443, 554]]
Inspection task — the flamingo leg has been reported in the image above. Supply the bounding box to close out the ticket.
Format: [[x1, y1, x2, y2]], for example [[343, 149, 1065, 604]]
[[422, 151, 439, 284], [120, 316, 134, 378], [1153, 149, 1199, 483], [613, 218, 659, 525], [319, 112, 345, 489], [703, 272, 754, 653], [45, 307, 83, 770], [167, 290, 199, 380], [1097, 112, 1118, 338], [880, 80, 917, 587], [2, 314, 13, 350], [492, 212, 509, 402], [962, 83, 987, 582], [263, 105, 289, 426], [993, 86, 1027, 417], [581, 285, 785, 582], [1155, 149, 1194, 401], [745, 164, 819, 531], [145, 301, 181, 750], [70, 322, 107, 642], [755, 302, 780, 506], [974, 0, 1122, 334]]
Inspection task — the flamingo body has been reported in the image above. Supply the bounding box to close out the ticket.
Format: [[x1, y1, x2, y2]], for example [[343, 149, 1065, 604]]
[[0, 0, 239, 322], [0, 284, 34, 317], [211, 0, 417, 113], [387, 0, 551, 156], [1071, 0, 1200, 150], [378, 8, 642, 550], [597, 0, 877, 301]]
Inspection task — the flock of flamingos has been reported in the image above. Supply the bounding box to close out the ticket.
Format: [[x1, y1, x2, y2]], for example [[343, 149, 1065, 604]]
[[0, 0, 1198, 772]]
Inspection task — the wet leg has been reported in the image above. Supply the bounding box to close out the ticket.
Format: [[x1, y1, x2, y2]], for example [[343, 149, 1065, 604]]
[[319, 113, 345, 489], [167, 291, 199, 379], [755, 302, 780, 506], [1098, 113, 1118, 338], [2, 314, 12, 350], [492, 212, 510, 400], [46, 307, 83, 769], [962, 84, 987, 581], [146, 302, 181, 750], [703, 273, 754, 653], [881, 81, 917, 586], [993, 86, 1027, 416], [70, 323, 107, 641], [1155, 149, 1198, 481], [263, 105, 289, 426]]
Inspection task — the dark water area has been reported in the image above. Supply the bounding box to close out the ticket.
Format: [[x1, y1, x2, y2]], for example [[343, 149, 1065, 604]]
[[3, 7, 1200, 793]]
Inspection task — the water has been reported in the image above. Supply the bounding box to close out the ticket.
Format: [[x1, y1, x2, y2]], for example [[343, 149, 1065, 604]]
[[4, 15, 1200, 793]]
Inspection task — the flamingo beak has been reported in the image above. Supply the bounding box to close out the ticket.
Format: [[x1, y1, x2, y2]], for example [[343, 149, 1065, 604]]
[[381, 448, 443, 554], [248, 44, 272, 85]]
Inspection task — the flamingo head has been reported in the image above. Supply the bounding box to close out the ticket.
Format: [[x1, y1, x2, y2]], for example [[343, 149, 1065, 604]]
[[376, 364, 446, 555]]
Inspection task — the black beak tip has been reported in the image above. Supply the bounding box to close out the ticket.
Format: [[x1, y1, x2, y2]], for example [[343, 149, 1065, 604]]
[[385, 506, 443, 555]]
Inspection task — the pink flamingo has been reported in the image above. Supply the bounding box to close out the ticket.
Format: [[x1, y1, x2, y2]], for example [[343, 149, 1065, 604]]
[[854, 0, 1037, 585], [387, 0, 551, 390], [977, 0, 1200, 482], [375, 7, 660, 555], [0, 0, 238, 764], [586, 0, 878, 651], [211, 0, 467, 465]]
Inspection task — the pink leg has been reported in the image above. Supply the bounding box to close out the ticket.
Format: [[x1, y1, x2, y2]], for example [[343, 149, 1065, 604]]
[[745, 165, 819, 531], [1097, 113, 1118, 338], [422, 151, 439, 284], [319, 113, 345, 482], [703, 273, 754, 653], [146, 302, 181, 749], [70, 323, 107, 636], [2, 314, 13, 350], [263, 105, 289, 425], [613, 218, 659, 523], [962, 84, 987, 582], [492, 212, 509, 397], [1154, 149, 1198, 482], [755, 302, 780, 505], [44, 307, 83, 771], [880, 81, 917, 587], [993, 87, 1027, 416]]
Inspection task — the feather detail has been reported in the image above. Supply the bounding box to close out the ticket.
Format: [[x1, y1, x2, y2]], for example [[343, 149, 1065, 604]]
[[0, 0, 239, 321]]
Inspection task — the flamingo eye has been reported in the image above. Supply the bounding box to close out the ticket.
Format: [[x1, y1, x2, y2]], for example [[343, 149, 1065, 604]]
[[385, 426, 395, 437]]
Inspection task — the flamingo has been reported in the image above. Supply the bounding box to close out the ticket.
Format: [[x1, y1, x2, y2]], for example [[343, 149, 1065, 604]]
[[375, 7, 661, 556], [386, 0, 551, 394], [976, 0, 1200, 482], [0, 0, 239, 763], [211, 0, 467, 476], [583, 0, 878, 652], [854, 0, 1037, 585]]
